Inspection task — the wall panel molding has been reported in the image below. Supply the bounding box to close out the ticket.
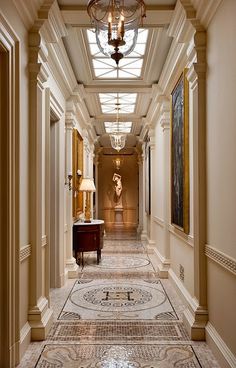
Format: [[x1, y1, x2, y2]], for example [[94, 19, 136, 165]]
[[153, 216, 165, 227], [20, 244, 31, 262], [169, 224, 194, 247], [205, 244, 236, 276]]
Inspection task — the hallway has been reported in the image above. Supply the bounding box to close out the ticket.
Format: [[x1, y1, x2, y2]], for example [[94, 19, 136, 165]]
[[18, 235, 219, 367]]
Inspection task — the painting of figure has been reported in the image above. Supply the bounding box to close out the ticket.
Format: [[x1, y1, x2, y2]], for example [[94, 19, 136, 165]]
[[171, 71, 189, 234]]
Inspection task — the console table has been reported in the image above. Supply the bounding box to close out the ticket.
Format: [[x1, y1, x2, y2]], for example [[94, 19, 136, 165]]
[[73, 219, 104, 266]]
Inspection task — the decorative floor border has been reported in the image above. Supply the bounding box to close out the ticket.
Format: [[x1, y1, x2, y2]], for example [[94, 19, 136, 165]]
[[35, 343, 203, 368]]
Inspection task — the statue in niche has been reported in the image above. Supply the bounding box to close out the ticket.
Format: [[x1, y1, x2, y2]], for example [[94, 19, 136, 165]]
[[113, 173, 122, 207]]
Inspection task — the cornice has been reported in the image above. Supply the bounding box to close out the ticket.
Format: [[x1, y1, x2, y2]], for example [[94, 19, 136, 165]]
[[38, 0, 67, 43], [191, 0, 223, 28], [46, 40, 77, 98], [50, 91, 64, 119], [13, 0, 43, 29]]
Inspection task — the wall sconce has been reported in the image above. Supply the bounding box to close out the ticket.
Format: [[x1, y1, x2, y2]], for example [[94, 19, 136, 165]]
[[113, 157, 124, 171], [67, 173, 73, 191], [66, 170, 83, 192], [79, 178, 96, 222]]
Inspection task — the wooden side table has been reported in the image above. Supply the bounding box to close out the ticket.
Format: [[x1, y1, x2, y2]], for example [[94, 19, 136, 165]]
[[73, 220, 104, 266]]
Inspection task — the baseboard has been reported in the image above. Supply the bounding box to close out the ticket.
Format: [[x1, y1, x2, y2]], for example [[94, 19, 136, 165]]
[[29, 297, 53, 341], [151, 247, 170, 278], [168, 268, 195, 310], [169, 268, 207, 340], [206, 322, 236, 368], [19, 322, 31, 359]]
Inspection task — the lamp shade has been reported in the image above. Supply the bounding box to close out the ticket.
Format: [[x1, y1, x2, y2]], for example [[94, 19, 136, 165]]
[[79, 178, 96, 192]]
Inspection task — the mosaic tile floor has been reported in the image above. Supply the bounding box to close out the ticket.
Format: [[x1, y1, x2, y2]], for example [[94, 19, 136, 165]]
[[17, 237, 221, 368]]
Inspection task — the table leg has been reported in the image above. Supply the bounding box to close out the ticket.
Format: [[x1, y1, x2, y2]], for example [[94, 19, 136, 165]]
[[97, 250, 101, 264]]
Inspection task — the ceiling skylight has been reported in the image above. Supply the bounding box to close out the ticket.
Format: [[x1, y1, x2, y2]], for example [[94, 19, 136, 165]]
[[87, 29, 148, 79], [99, 93, 137, 114], [104, 122, 132, 134]]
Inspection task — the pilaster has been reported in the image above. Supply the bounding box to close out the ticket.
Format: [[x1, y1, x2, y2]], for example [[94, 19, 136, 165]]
[[28, 29, 53, 339], [183, 16, 208, 340], [137, 153, 144, 235], [65, 112, 79, 278], [148, 129, 156, 246], [141, 143, 148, 241], [159, 98, 171, 278]]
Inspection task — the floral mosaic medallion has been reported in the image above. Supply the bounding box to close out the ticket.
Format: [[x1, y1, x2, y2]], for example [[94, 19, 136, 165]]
[[58, 279, 177, 320], [36, 344, 202, 367], [86, 255, 151, 269]]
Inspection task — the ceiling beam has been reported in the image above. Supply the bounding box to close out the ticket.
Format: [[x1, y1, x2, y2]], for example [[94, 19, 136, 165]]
[[61, 9, 174, 27], [84, 86, 152, 93]]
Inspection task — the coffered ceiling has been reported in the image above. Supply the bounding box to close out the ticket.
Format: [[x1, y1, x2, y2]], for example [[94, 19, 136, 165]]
[[58, 0, 177, 149]]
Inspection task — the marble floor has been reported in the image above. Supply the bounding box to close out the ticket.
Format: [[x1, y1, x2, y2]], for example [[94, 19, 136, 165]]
[[18, 236, 221, 368]]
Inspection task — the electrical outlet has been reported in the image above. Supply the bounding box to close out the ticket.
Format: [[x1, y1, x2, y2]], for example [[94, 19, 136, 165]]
[[179, 264, 184, 282]]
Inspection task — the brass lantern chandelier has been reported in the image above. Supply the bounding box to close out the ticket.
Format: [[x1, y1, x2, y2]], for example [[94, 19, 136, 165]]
[[87, 0, 146, 65], [109, 105, 126, 152]]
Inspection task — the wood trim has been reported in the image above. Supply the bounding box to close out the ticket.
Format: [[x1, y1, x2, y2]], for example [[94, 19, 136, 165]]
[[205, 244, 236, 276]]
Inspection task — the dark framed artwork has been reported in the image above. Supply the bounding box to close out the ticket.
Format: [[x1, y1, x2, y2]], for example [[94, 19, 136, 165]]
[[171, 69, 189, 234], [145, 144, 151, 215]]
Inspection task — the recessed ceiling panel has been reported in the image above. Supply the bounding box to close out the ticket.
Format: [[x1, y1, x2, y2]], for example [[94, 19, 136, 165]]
[[87, 29, 148, 80], [104, 122, 132, 133], [99, 93, 137, 114]]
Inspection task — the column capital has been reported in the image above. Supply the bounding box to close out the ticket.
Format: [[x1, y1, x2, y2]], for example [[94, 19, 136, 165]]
[[65, 111, 76, 130]]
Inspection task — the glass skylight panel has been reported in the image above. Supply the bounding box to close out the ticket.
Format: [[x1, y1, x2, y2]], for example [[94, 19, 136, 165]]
[[99, 93, 137, 114], [104, 122, 132, 133], [86, 28, 148, 80]]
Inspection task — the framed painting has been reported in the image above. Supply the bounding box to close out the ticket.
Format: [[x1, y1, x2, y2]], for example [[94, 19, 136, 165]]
[[72, 129, 83, 219], [171, 69, 189, 234], [145, 144, 151, 215]]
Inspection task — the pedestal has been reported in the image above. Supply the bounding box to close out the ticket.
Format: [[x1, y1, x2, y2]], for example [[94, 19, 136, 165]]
[[114, 207, 124, 228]]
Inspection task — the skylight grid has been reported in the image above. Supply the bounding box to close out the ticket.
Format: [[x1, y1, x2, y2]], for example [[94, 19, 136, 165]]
[[87, 29, 148, 80], [99, 93, 137, 114], [104, 122, 132, 134]]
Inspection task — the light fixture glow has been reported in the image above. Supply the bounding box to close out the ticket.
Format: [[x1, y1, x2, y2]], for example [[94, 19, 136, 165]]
[[87, 0, 146, 65]]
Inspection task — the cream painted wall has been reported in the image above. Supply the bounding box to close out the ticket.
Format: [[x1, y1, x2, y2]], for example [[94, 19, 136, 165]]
[[0, 0, 31, 355], [206, 0, 236, 359], [207, 261, 236, 356], [170, 233, 194, 296], [0, 0, 30, 248], [153, 123, 164, 220], [207, 0, 236, 258], [151, 121, 165, 254]]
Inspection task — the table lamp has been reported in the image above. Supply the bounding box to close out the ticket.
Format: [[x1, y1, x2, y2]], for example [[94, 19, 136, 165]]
[[79, 178, 96, 222]]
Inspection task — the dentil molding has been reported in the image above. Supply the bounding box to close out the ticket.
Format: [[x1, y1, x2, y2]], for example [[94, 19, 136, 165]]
[[205, 244, 236, 276], [20, 244, 31, 262]]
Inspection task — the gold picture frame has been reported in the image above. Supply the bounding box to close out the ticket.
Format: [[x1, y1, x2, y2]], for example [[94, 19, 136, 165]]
[[171, 69, 189, 234], [72, 129, 83, 219]]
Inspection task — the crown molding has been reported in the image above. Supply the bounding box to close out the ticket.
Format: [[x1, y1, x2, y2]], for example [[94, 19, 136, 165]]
[[191, 0, 223, 28], [39, 1, 67, 44], [13, 0, 43, 29]]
